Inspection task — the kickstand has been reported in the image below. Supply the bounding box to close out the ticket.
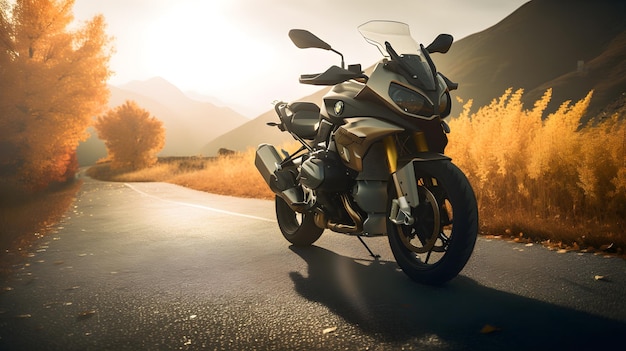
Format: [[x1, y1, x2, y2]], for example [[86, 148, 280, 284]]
[[357, 236, 380, 259]]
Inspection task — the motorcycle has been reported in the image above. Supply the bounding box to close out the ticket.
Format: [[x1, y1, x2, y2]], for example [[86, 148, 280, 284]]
[[255, 20, 478, 285]]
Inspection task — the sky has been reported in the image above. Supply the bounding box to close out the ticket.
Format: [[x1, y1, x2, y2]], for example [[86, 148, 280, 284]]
[[72, 0, 529, 117]]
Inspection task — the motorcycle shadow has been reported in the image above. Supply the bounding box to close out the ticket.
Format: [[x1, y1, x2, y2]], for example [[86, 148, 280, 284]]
[[288, 244, 626, 350]]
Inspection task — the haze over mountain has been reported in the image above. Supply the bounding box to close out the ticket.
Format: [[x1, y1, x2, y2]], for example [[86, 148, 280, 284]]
[[77, 77, 248, 164], [202, 0, 626, 155]]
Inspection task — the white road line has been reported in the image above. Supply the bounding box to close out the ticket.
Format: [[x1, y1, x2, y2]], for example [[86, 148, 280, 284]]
[[124, 183, 276, 223]]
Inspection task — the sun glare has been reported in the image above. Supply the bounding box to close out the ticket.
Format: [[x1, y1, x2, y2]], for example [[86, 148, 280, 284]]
[[143, 2, 274, 96]]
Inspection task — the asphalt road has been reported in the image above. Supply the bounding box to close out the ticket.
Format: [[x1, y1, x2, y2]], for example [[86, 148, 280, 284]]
[[1, 177, 625, 350]]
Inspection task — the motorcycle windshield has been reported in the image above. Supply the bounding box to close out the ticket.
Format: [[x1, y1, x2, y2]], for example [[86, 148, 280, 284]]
[[358, 20, 421, 57]]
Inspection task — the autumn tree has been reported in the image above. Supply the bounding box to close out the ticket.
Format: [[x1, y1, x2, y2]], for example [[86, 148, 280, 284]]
[[95, 100, 165, 170], [0, 0, 112, 193]]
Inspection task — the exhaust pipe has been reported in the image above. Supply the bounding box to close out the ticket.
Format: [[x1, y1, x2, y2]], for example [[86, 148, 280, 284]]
[[255, 143, 283, 186], [255, 144, 306, 210], [314, 194, 363, 234]]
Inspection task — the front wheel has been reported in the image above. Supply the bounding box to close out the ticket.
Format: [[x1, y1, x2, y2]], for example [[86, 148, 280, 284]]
[[387, 160, 478, 285], [275, 196, 324, 246]]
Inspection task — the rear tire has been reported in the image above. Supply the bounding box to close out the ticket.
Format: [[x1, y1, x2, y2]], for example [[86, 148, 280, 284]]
[[387, 160, 478, 285], [275, 196, 324, 246]]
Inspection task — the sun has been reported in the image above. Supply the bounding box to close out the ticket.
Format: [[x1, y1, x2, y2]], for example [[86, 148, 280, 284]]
[[142, 2, 274, 95]]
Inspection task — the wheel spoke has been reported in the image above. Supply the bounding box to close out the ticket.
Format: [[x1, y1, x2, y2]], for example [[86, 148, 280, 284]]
[[424, 249, 433, 264], [439, 232, 450, 247]]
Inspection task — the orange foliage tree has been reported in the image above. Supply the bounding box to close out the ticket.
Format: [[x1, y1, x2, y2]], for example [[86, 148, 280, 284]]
[[0, 0, 112, 193], [94, 100, 165, 170]]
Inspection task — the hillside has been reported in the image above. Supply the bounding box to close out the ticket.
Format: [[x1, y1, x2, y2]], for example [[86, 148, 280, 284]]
[[433, 0, 626, 118], [77, 78, 248, 164]]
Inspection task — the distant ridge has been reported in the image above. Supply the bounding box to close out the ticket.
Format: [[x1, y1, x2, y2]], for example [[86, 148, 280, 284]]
[[433, 0, 626, 118]]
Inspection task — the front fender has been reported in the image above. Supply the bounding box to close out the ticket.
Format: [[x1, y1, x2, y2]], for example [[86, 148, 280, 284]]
[[395, 154, 452, 208]]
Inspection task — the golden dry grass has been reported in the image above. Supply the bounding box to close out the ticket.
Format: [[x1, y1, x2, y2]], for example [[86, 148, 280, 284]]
[[446, 89, 626, 255], [168, 149, 274, 199], [87, 146, 291, 200], [88, 142, 303, 200]]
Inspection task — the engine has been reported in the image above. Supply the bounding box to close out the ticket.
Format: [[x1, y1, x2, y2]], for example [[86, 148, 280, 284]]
[[298, 149, 353, 193]]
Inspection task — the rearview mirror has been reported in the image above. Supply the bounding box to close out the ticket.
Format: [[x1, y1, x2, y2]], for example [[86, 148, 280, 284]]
[[288, 29, 332, 50], [425, 34, 453, 54]]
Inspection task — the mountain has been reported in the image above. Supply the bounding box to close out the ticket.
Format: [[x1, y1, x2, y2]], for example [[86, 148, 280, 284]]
[[112, 78, 249, 153], [184, 91, 256, 118], [433, 0, 626, 118], [77, 77, 248, 165]]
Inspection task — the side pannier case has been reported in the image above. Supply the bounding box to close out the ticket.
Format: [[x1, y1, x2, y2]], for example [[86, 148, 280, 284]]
[[287, 102, 320, 140]]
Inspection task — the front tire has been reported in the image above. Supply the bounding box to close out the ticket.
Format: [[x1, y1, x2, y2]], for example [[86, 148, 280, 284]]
[[275, 196, 324, 246], [387, 160, 478, 285]]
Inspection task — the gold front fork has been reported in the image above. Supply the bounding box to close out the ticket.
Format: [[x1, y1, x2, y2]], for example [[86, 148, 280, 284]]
[[384, 135, 406, 199], [414, 131, 429, 153], [386, 133, 429, 226], [384, 132, 429, 173], [385, 135, 416, 226], [383, 132, 428, 174], [384, 135, 398, 173]]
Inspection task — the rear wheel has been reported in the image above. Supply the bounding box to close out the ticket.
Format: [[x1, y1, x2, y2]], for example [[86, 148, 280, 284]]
[[387, 160, 478, 285], [275, 196, 324, 246]]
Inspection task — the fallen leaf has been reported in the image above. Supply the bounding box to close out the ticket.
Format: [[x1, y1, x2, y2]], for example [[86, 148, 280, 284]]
[[322, 326, 337, 334], [557, 249, 568, 254], [525, 243, 534, 247], [594, 275, 609, 282], [16, 314, 32, 319], [480, 324, 501, 334], [77, 310, 96, 320], [600, 243, 616, 253]]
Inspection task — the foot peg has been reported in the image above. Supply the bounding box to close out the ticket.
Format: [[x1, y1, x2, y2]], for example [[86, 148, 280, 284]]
[[389, 196, 414, 225]]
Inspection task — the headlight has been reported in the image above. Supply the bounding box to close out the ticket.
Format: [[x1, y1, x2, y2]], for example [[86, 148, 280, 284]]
[[389, 83, 434, 116], [389, 83, 452, 118]]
